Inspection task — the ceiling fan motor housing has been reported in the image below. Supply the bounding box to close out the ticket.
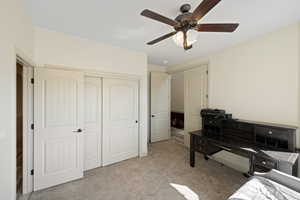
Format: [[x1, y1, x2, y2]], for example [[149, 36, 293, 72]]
[[180, 4, 191, 13], [175, 4, 197, 31]]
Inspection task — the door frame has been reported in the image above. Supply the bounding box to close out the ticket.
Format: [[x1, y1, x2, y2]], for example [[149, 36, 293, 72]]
[[16, 56, 35, 194], [184, 65, 209, 147], [22, 65, 144, 192]]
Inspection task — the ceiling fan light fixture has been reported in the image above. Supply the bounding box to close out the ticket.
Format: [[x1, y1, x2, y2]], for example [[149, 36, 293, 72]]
[[141, 1, 239, 50], [173, 30, 198, 48]]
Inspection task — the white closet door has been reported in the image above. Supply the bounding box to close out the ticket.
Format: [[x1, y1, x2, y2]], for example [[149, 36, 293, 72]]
[[34, 68, 84, 191], [84, 77, 102, 171], [102, 79, 139, 166], [150, 72, 171, 142], [184, 66, 208, 147]]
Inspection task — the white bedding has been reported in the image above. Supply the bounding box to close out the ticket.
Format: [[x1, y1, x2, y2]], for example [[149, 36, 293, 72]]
[[228, 177, 300, 200]]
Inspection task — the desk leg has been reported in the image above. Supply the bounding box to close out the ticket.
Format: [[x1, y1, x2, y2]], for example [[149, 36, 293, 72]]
[[244, 154, 255, 178], [190, 135, 195, 167], [204, 155, 209, 160], [190, 150, 195, 167]]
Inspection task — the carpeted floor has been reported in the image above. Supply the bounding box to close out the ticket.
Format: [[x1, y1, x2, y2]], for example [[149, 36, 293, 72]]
[[29, 140, 247, 200]]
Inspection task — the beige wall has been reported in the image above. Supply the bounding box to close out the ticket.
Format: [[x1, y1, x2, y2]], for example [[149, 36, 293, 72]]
[[34, 27, 149, 157], [169, 23, 300, 173], [209, 24, 299, 127], [171, 72, 184, 113], [35, 28, 146, 75], [0, 0, 35, 199]]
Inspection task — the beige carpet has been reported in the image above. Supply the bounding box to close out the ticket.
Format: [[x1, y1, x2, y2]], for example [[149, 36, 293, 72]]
[[29, 140, 247, 200]]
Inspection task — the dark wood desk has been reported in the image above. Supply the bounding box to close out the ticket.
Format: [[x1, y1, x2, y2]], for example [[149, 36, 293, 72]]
[[190, 130, 299, 176]]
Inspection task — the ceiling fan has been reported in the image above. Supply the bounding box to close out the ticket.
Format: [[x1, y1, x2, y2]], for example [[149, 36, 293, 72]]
[[141, 0, 239, 50]]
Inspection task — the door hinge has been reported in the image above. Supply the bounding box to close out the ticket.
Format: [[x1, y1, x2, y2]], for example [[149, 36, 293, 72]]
[[30, 169, 34, 175], [206, 70, 208, 75], [31, 78, 34, 84], [206, 95, 208, 98], [31, 124, 34, 130]]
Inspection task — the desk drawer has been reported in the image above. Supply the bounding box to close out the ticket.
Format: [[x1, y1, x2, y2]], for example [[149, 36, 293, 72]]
[[255, 126, 291, 140], [193, 137, 221, 154], [194, 137, 206, 152]]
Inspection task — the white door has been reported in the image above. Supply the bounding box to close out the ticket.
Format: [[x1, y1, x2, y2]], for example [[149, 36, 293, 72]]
[[150, 72, 171, 143], [102, 78, 139, 166], [34, 68, 84, 191], [84, 77, 102, 171], [184, 66, 208, 147]]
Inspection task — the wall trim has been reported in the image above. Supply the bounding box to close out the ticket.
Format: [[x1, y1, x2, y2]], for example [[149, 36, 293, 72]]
[[40, 64, 142, 80], [15, 49, 36, 67]]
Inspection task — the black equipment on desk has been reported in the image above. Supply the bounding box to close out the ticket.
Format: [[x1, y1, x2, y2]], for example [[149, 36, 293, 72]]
[[201, 109, 232, 136]]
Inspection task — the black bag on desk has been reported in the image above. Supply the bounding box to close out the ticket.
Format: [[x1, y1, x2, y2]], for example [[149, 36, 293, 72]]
[[201, 109, 228, 135]]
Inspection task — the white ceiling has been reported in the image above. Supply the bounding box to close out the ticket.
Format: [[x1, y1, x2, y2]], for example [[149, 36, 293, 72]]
[[25, 0, 300, 66]]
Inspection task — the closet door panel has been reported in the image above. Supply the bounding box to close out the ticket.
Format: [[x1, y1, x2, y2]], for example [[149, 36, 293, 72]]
[[102, 79, 139, 166], [84, 77, 102, 171]]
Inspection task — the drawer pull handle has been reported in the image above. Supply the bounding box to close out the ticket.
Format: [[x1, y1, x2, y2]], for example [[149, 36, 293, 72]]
[[268, 131, 273, 135]]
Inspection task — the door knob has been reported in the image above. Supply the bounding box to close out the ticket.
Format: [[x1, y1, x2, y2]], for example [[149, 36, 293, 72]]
[[152, 115, 155, 117], [73, 129, 83, 133]]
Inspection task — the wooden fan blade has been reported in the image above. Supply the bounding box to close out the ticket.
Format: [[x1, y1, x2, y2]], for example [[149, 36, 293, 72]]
[[191, 0, 222, 21], [141, 9, 179, 27], [147, 31, 178, 45], [195, 23, 239, 32]]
